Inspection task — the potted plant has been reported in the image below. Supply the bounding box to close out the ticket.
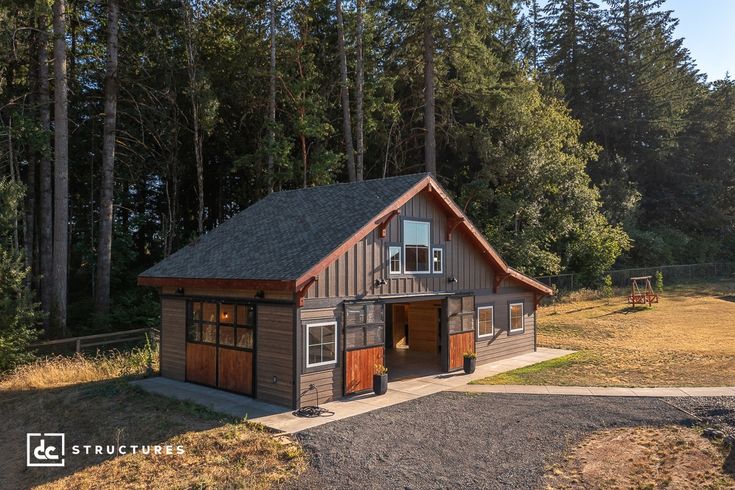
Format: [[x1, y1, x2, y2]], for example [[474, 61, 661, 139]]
[[463, 351, 477, 374], [373, 364, 388, 395]]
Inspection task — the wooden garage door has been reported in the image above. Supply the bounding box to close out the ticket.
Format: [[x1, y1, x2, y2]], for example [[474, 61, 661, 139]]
[[186, 301, 255, 395], [447, 295, 476, 371], [344, 302, 385, 394]]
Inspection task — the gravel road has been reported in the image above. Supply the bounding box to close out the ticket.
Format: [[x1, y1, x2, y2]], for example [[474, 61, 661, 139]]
[[284, 392, 710, 490], [667, 396, 735, 434]]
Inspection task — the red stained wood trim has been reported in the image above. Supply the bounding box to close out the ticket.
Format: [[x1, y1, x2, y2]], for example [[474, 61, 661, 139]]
[[138, 276, 296, 292], [345, 345, 384, 394], [507, 268, 553, 295], [449, 331, 475, 370], [376, 209, 401, 238]]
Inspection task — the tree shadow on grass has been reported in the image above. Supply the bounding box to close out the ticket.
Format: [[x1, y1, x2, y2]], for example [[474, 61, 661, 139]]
[[595, 306, 656, 317], [725, 445, 735, 478], [0, 376, 237, 489]]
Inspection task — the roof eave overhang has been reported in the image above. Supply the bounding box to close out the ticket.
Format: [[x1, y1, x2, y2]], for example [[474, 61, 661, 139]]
[[137, 275, 296, 292]]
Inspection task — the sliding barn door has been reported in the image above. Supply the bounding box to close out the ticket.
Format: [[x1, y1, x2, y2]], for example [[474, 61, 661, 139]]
[[446, 295, 475, 371], [344, 302, 385, 394], [186, 301, 255, 396]]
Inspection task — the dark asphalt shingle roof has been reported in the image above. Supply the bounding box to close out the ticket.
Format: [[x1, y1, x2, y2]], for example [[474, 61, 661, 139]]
[[140, 173, 428, 281]]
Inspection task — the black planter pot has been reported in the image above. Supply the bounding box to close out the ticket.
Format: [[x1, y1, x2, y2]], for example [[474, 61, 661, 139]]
[[463, 357, 476, 374], [373, 374, 388, 395]]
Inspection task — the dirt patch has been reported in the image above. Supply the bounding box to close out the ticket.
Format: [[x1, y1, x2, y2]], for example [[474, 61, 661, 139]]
[[546, 426, 735, 489]]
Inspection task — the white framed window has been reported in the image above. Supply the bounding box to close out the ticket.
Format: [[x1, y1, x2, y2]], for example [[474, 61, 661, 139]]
[[403, 220, 430, 273], [432, 248, 443, 273], [388, 246, 402, 274], [477, 306, 494, 338], [306, 321, 337, 368], [509, 302, 524, 333]]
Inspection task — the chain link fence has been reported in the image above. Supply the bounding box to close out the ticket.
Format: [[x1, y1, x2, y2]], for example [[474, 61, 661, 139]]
[[535, 262, 735, 293]]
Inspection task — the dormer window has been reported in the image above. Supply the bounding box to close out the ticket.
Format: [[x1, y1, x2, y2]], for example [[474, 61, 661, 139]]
[[403, 220, 430, 273]]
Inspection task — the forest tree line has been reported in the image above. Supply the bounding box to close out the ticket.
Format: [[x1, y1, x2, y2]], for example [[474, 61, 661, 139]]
[[0, 0, 733, 348]]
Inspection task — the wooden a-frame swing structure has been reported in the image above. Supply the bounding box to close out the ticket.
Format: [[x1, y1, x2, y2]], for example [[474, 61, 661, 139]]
[[628, 276, 659, 307]]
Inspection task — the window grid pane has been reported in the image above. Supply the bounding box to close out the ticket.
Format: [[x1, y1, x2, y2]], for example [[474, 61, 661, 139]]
[[307, 323, 337, 366], [478, 307, 493, 336], [433, 249, 442, 272], [510, 304, 523, 330], [389, 247, 401, 273]]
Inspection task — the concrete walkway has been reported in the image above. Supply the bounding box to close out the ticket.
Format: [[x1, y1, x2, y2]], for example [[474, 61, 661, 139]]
[[132, 347, 573, 433], [254, 347, 574, 433], [453, 384, 735, 397]]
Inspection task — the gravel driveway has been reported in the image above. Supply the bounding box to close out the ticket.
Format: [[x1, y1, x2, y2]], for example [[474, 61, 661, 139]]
[[284, 392, 725, 489]]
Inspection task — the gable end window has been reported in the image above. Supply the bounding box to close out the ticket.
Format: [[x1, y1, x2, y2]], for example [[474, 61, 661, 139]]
[[432, 248, 443, 273], [306, 321, 338, 368], [388, 246, 402, 274], [403, 220, 430, 273], [477, 306, 494, 338], [509, 302, 524, 333]]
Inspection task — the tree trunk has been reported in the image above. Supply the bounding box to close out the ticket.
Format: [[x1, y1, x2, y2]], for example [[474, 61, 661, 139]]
[[267, 0, 277, 193], [355, 0, 365, 181], [24, 51, 36, 285], [423, 9, 436, 175], [184, 3, 205, 235], [37, 14, 53, 333], [336, 0, 356, 182], [52, 0, 69, 336], [94, 0, 119, 315]]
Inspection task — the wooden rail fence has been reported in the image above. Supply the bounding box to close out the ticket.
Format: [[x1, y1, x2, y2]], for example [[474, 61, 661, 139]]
[[31, 327, 160, 354]]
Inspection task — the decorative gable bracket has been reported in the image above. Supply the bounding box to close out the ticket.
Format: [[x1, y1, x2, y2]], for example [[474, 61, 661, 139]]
[[295, 276, 318, 307], [494, 272, 510, 293], [376, 209, 401, 238], [446, 217, 465, 241]]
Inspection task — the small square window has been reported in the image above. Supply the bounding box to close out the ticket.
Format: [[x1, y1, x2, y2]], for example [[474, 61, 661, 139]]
[[220, 304, 234, 325], [236, 328, 254, 349], [306, 322, 338, 368], [432, 248, 443, 273], [236, 305, 254, 326], [219, 326, 235, 346]]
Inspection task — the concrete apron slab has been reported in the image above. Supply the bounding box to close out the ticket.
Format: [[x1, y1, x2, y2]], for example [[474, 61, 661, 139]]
[[130, 377, 290, 420]]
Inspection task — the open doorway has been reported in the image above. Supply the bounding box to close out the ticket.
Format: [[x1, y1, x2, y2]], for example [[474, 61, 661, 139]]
[[385, 299, 443, 380]]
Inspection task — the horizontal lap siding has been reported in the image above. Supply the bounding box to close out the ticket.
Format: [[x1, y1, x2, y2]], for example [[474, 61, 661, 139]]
[[161, 298, 186, 380], [257, 305, 295, 407], [305, 191, 494, 299], [299, 307, 343, 407], [474, 292, 536, 364]]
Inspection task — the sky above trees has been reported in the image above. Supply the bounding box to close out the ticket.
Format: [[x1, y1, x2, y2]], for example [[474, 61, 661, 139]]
[[667, 0, 734, 80]]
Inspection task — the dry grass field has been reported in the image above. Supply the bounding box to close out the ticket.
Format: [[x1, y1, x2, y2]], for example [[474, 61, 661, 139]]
[[476, 280, 735, 386], [545, 425, 735, 489], [0, 351, 305, 489]]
